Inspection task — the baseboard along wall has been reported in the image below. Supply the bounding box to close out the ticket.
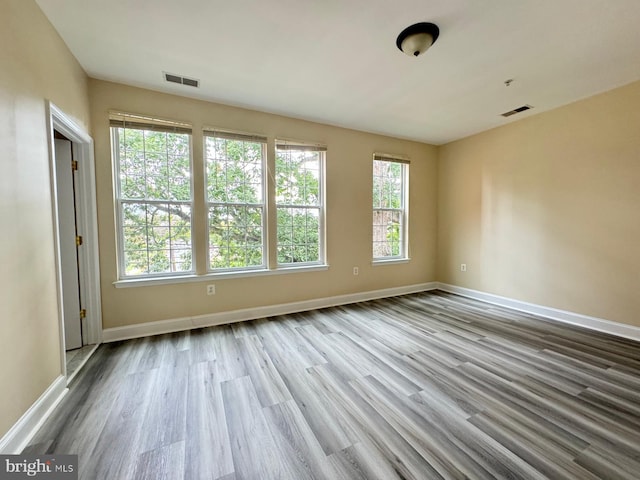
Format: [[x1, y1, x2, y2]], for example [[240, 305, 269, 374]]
[[0, 376, 68, 454], [436, 283, 640, 343], [102, 282, 439, 342], [103, 281, 640, 344]]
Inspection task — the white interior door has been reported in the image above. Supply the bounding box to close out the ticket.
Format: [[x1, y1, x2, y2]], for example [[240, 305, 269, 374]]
[[55, 138, 83, 350]]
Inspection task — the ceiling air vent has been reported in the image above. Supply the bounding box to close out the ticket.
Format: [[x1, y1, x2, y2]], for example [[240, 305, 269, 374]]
[[163, 72, 199, 88], [501, 105, 533, 117]]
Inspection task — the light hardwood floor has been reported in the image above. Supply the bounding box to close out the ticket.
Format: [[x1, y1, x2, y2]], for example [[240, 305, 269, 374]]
[[24, 291, 640, 479]]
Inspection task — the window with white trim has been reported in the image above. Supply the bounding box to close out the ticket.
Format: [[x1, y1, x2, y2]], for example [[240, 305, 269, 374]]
[[373, 154, 408, 260], [111, 113, 193, 278], [205, 130, 267, 270], [275, 141, 325, 265]]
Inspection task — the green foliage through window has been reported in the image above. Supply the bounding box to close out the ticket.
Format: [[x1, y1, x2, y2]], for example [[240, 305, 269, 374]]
[[206, 135, 265, 269], [113, 116, 328, 277], [373, 159, 406, 258], [114, 126, 193, 276], [276, 146, 323, 264]]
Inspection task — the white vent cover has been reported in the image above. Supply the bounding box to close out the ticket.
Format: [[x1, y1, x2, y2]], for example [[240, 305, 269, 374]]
[[163, 72, 199, 88]]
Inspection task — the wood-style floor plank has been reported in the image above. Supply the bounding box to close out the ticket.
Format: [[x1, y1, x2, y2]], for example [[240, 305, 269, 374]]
[[184, 360, 234, 480], [24, 291, 640, 479], [221, 375, 297, 480], [236, 335, 292, 408], [133, 441, 185, 480]]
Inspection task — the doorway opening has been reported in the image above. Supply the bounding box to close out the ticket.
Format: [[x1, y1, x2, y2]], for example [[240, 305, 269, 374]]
[[47, 102, 102, 382]]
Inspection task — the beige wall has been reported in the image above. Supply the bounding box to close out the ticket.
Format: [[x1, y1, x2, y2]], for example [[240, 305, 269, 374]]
[[0, 1, 90, 439], [438, 80, 640, 327], [89, 80, 438, 329]]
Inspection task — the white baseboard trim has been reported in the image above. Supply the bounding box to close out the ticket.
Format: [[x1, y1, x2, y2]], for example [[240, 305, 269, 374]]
[[437, 283, 640, 342], [0, 375, 68, 454], [103, 282, 438, 342]]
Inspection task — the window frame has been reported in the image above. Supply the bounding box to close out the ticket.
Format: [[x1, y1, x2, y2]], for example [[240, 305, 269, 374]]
[[372, 153, 409, 263], [111, 113, 195, 280], [275, 141, 327, 268], [204, 129, 268, 273]]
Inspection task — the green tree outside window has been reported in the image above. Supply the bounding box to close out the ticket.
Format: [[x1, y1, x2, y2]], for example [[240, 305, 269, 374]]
[[205, 135, 266, 269], [373, 159, 406, 258], [275, 146, 323, 264], [115, 126, 193, 276]]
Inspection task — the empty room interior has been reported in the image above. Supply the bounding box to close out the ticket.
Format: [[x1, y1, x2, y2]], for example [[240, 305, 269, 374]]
[[2, 0, 640, 478]]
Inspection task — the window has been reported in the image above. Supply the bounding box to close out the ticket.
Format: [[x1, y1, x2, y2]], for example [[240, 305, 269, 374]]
[[110, 113, 329, 284], [205, 130, 267, 270], [373, 154, 408, 260], [111, 113, 193, 278], [275, 142, 325, 265]]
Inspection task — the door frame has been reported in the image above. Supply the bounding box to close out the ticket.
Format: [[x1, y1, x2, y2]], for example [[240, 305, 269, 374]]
[[46, 101, 102, 377]]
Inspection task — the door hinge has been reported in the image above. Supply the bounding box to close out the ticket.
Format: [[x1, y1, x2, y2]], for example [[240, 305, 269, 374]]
[[80, 309, 87, 319], [76, 235, 83, 246], [71, 160, 78, 171]]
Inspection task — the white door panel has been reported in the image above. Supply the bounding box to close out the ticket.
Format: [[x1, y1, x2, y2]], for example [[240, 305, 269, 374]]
[[55, 138, 82, 351]]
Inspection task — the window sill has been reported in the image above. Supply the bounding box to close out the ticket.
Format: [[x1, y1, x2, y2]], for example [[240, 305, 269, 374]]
[[113, 264, 330, 288], [372, 258, 411, 266]]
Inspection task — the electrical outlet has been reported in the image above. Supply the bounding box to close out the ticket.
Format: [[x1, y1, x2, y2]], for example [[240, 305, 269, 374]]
[[207, 284, 216, 295], [460, 264, 467, 272], [353, 266, 359, 276]]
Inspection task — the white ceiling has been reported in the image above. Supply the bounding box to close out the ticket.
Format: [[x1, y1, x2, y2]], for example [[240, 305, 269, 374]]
[[36, 0, 640, 145]]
